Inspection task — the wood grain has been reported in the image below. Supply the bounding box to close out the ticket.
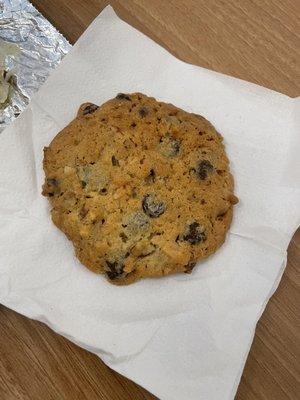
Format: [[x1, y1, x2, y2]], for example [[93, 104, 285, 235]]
[[1, 1, 299, 399]]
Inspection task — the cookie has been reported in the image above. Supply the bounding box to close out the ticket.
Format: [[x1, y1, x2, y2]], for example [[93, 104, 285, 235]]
[[42, 93, 238, 285]]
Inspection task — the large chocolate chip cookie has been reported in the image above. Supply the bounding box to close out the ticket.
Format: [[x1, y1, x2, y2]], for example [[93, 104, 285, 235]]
[[42, 93, 238, 284]]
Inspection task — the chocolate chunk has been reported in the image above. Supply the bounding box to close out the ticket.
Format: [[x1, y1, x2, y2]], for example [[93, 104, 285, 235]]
[[142, 194, 166, 218], [139, 106, 149, 117], [184, 261, 196, 273], [83, 104, 99, 115], [116, 93, 131, 101], [197, 160, 214, 180], [105, 261, 124, 280], [111, 155, 120, 166], [183, 222, 206, 244]]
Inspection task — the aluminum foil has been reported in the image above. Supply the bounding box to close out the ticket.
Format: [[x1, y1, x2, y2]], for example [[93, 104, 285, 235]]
[[0, 0, 71, 133]]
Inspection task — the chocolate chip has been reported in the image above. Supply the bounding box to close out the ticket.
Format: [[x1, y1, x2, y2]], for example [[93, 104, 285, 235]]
[[111, 155, 119, 166], [105, 261, 124, 280], [116, 93, 131, 101], [119, 232, 128, 243], [142, 194, 166, 218], [83, 104, 99, 115], [184, 261, 196, 273], [100, 188, 107, 195], [81, 181, 87, 188], [146, 169, 156, 183], [139, 106, 149, 117], [197, 160, 214, 180], [183, 222, 206, 244]]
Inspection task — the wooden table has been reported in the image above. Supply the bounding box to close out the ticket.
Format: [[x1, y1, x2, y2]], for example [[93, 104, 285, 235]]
[[1, 1, 299, 399]]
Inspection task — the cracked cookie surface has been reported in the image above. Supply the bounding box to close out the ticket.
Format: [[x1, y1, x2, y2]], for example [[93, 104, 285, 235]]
[[42, 93, 238, 285]]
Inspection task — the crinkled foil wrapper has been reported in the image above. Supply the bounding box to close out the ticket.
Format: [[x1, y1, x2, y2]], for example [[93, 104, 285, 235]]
[[0, 0, 71, 133]]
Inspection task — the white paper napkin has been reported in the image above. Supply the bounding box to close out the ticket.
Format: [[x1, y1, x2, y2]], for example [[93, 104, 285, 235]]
[[0, 6, 299, 400]]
